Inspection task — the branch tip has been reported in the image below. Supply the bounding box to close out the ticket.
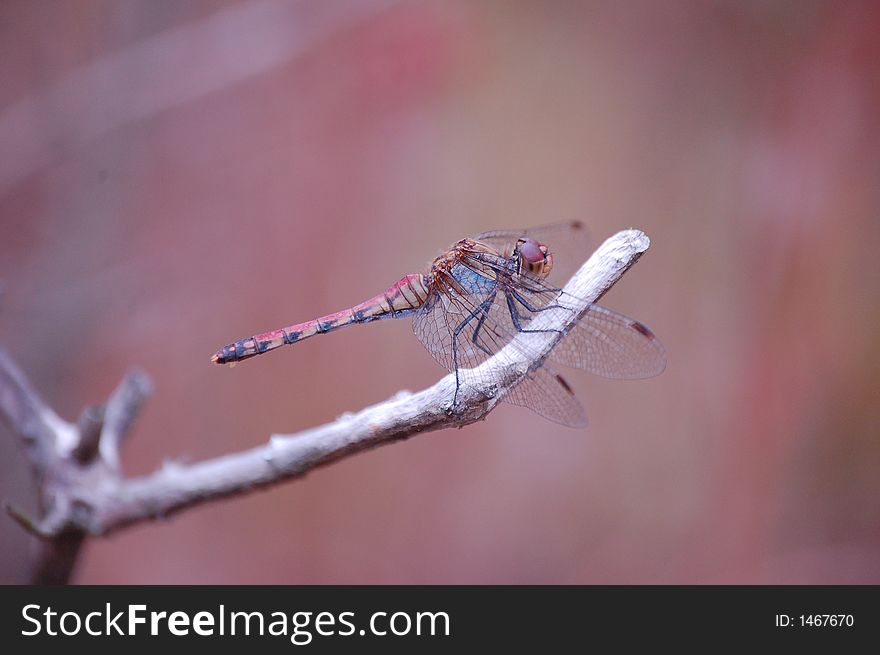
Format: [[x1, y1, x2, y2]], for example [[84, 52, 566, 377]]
[[102, 368, 153, 449], [74, 404, 105, 463], [4, 500, 54, 539]]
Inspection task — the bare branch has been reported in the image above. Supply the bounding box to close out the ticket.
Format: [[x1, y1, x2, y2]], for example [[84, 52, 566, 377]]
[[100, 369, 152, 471], [2, 229, 652, 543], [4, 500, 54, 538], [0, 349, 66, 473], [0, 354, 151, 582], [73, 405, 105, 464]]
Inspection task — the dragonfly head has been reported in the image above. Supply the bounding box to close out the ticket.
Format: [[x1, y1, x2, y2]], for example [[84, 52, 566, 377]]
[[515, 237, 553, 278]]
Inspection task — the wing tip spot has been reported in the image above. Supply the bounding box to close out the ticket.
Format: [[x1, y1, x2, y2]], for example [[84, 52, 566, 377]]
[[631, 321, 655, 339], [554, 373, 576, 396]]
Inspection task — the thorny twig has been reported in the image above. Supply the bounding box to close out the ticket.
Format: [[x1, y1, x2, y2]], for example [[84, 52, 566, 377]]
[[0, 229, 653, 582]]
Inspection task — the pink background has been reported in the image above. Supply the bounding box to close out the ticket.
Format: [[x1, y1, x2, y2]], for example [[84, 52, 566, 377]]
[[2, 0, 879, 583]]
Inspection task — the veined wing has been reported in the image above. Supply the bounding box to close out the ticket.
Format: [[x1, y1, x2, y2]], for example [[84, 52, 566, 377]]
[[550, 301, 667, 378], [414, 261, 665, 381], [413, 247, 557, 377], [499, 269, 667, 378], [412, 249, 664, 426], [412, 285, 589, 427], [502, 365, 588, 428], [413, 282, 526, 376], [470, 220, 588, 248], [469, 221, 592, 285]]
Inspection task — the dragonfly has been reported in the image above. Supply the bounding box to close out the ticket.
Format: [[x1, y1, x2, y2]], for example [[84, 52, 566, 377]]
[[211, 222, 666, 427]]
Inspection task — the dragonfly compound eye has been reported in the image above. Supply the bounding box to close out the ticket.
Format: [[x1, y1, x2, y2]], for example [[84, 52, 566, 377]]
[[518, 238, 544, 263], [518, 238, 553, 276]]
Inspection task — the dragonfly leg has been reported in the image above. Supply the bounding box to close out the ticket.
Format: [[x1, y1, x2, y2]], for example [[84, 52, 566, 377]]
[[505, 292, 564, 337], [451, 296, 496, 407], [510, 288, 566, 314], [469, 290, 497, 358]]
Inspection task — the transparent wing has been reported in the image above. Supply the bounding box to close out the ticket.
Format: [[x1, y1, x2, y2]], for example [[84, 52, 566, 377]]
[[413, 268, 665, 381], [412, 233, 664, 428], [469, 220, 589, 248], [413, 288, 588, 428], [551, 302, 667, 378], [469, 221, 592, 286], [412, 284, 549, 377], [501, 275, 667, 378], [502, 365, 588, 428]]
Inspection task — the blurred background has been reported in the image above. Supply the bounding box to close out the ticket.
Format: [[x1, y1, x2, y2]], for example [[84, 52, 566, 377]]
[[2, 0, 879, 584]]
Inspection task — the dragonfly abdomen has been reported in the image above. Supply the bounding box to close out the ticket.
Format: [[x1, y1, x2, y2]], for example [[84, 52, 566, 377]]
[[211, 273, 428, 364]]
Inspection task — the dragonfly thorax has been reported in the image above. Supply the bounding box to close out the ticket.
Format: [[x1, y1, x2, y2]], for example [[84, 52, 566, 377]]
[[426, 238, 508, 298]]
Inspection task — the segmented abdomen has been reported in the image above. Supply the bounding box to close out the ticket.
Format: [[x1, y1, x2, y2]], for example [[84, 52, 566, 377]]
[[211, 273, 429, 364]]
